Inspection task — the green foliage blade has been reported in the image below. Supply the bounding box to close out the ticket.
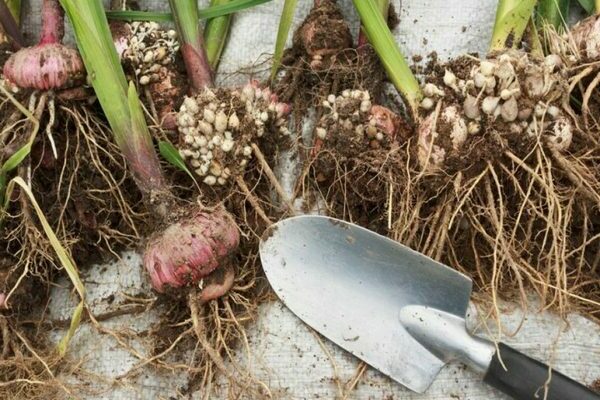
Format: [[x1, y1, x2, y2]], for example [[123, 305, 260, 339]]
[[106, 0, 271, 22], [576, 0, 595, 14], [490, 0, 538, 51], [0, 143, 31, 175], [352, 0, 421, 115], [270, 0, 298, 81], [60, 0, 131, 149], [158, 141, 198, 184], [6, 177, 86, 355], [537, 0, 570, 31], [205, 0, 233, 69]]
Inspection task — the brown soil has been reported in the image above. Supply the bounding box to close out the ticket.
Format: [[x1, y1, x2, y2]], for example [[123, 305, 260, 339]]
[[274, 0, 387, 113]]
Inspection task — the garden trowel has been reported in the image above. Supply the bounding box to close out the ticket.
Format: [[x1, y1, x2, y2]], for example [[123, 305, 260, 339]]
[[259, 215, 599, 400]]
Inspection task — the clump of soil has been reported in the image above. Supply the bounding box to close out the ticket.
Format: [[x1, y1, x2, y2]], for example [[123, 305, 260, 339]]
[[275, 0, 387, 113], [300, 88, 411, 233]]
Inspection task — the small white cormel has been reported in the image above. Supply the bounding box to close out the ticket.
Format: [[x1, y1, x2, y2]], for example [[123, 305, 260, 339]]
[[221, 140, 235, 152], [316, 127, 327, 139], [474, 73, 486, 88], [467, 121, 480, 134], [420, 97, 434, 110], [215, 110, 228, 132], [198, 121, 213, 136], [423, 83, 444, 98], [481, 97, 500, 114], [139, 75, 151, 85], [203, 175, 217, 186], [243, 146, 253, 157], [480, 61, 495, 76], [463, 95, 480, 120], [547, 105, 560, 119], [203, 108, 216, 123], [228, 113, 240, 129], [443, 70, 457, 89], [210, 163, 222, 177], [360, 100, 372, 113], [242, 85, 255, 102]]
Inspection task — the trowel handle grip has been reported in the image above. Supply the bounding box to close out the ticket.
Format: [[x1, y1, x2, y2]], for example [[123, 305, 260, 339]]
[[483, 342, 600, 400]]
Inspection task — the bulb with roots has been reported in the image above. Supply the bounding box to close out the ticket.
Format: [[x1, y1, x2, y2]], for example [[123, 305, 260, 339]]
[[416, 49, 573, 172], [295, 0, 352, 70], [3, 0, 84, 91], [144, 207, 240, 298]]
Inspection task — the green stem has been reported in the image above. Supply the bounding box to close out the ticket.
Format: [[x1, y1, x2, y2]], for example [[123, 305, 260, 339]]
[[490, 0, 537, 51], [60, 0, 168, 197], [358, 0, 389, 48], [5, 0, 20, 24], [204, 0, 232, 69], [526, 19, 544, 58], [169, 0, 213, 90], [0, 0, 22, 46], [536, 0, 569, 32], [352, 0, 421, 116], [270, 0, 298, 81], [597, 0, 600, 13]]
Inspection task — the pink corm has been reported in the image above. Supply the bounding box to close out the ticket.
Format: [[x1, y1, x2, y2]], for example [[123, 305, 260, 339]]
[[144, 208, 240, 293], [3, 0, 84, 90]]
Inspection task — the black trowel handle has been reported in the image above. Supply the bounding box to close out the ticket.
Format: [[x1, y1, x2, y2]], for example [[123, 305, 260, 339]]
[[483, 343, 600, 400]]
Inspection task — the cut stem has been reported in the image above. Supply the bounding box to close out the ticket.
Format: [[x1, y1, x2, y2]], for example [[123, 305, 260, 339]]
[[169, 0, 214, 90], [351, 0, 421, 117], [204, 0, 232, 69], [490, 0, 537, 51], [40, 0, 64, 44], [60, 0, 168, 199]]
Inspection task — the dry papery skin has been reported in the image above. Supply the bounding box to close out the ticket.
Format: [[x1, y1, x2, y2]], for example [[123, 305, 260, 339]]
[[392, 49, 600, 320]]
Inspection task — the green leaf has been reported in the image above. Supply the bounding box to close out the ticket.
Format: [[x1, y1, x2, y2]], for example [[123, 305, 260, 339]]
[[106, 0, 271, 22], [351, 0, 421, 116], [159, 141, 198, 184], [205, 0, 233, 69], [0, 143, 31, 175], [127, 81, 154, 152], [536, 0, 570, 31], [0, 84, 41, 204], [270, 0, 298, 82], [576, 0, 595, 14], [490, 0, 538, 51], [60, 0, 131, 148], [6, 0, 21, 24], [4, 177, 86, 356], [57, 300, 84, 357], [61, 0, 165, 192]]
